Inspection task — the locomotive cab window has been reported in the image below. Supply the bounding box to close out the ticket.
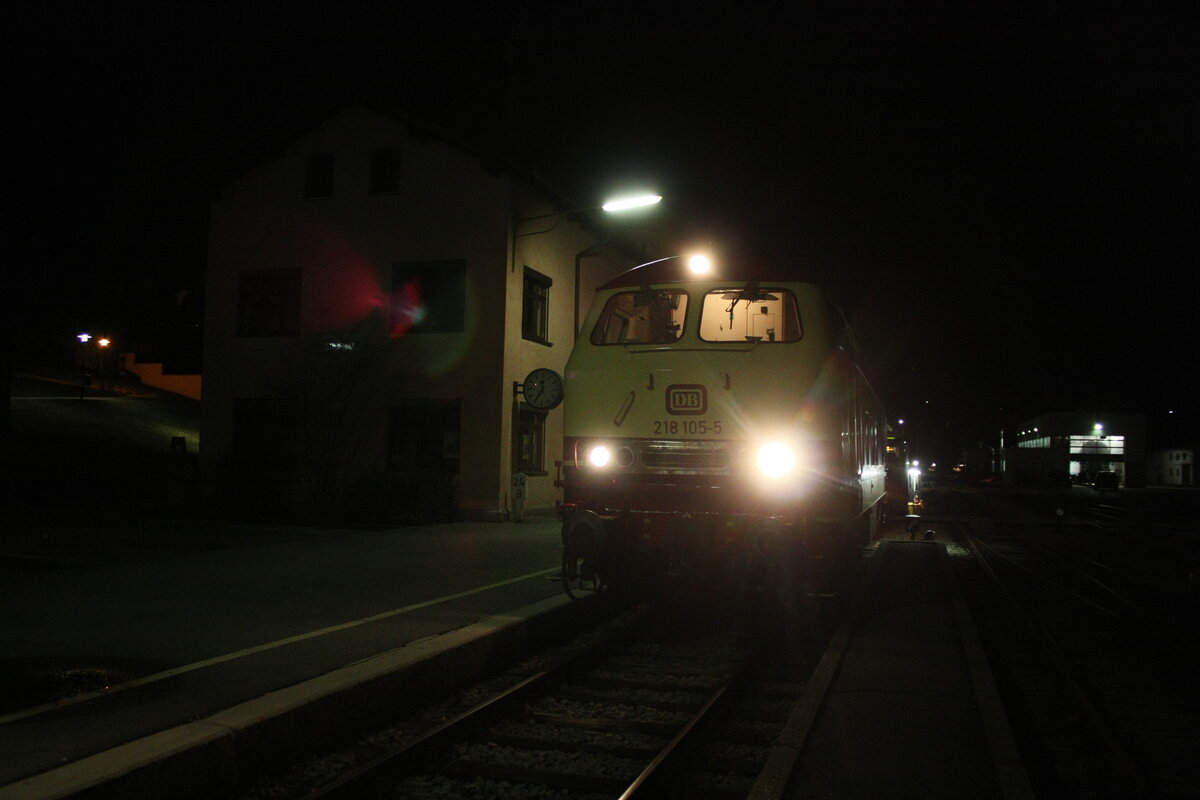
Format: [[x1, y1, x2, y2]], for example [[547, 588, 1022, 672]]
[[699, 287, 802, 342], [590, 289, 688, 345]]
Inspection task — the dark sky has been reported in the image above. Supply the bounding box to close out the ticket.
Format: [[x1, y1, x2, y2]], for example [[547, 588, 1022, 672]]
[[29, 2, 1198, 460]]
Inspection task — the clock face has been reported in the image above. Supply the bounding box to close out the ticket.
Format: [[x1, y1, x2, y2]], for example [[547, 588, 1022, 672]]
[[523, 368, 564, 410]]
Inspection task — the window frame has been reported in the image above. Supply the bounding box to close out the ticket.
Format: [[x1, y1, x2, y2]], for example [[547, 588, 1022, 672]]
[[517, 405, 548, 475], [698, 286, 803, 343], [522, 267, 553, 346], [589, 289, 689, 345]]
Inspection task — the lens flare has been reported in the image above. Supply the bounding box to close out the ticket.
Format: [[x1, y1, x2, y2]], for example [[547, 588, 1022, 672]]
[[588, 445, 612, 468], [757, 442, 796, 478]]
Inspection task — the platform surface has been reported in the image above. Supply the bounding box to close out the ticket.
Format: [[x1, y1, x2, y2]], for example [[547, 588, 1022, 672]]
[[788, 537, 1032, 799], [0, 507, 567, 795]]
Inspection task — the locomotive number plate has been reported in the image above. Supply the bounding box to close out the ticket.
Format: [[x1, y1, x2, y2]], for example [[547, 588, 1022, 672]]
[[653, 419, 723, 435]]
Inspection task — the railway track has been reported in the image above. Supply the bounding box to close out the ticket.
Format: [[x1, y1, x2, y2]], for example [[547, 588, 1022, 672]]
[[233, 594, 826, 800], [936, 487, 1200, 798]]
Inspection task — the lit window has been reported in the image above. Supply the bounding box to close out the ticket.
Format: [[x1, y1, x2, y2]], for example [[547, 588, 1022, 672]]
[[699, 287, 802, 342], [1069, 435, 1125, 455], [523, 268, 552, 345], [591, 290, 688, 345]]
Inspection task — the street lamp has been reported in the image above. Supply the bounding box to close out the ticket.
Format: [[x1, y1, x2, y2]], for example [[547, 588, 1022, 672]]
[[514, 193, 662, 237], [600, 194, 663, 213], [510, 193, 663, 335]]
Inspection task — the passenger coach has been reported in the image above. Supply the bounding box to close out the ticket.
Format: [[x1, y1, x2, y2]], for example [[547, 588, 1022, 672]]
[[558, 255, 886, 602]]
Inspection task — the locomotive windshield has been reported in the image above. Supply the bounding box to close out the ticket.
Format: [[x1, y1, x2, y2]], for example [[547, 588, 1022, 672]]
[[591, 289, 688, 345], [699, 287, 803, 342]]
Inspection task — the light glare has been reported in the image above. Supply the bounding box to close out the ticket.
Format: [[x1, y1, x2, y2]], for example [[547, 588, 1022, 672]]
[[757, 442, 796, 478], [588, 445, 612, 468], [601, 194, 662, 212], [687, 254, 711, 274]]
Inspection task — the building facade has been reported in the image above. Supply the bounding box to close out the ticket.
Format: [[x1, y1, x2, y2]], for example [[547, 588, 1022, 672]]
[[1004, 411, 1146, 488], [1149, 448, 1195, 487], [202, 105, 646, 519]]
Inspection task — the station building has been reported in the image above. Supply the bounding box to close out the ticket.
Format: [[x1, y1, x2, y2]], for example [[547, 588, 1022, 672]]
[[1003, 411, 1146, 488], [202, 103, 654, 520]]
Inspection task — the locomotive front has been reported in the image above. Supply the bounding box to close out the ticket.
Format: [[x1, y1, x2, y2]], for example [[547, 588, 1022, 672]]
[[559, 255, 885, 600]]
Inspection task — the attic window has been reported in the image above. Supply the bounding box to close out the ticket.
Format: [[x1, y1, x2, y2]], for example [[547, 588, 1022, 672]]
[[371, 147, 402, 195], [304, 153, 334, 199]]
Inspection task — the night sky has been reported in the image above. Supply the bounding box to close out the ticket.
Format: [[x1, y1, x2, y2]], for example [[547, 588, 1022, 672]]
[[27, 2, 1198, 463]]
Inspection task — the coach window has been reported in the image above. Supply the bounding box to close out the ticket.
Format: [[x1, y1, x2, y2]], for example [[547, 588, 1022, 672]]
[[699, 288, 802, 342], [522, 267, 552, 345]]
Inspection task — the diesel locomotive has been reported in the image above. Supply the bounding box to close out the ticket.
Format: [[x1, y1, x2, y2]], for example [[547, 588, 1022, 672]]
[[558, 255, 886, 603]]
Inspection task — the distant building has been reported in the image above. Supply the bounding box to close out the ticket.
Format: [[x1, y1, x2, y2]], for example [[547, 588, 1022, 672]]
[[1003, 411, 1146, 488], [1149, 448, 1195, 487], [202, 104, 651, 520], [959, 442, 995, 476]]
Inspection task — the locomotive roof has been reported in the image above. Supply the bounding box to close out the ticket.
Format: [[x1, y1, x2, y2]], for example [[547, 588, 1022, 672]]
[[598, 256, 815, 289]]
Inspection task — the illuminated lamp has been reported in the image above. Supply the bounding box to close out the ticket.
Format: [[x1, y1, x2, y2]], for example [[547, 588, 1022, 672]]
[[601, 194, 662, 212], [756, 441, 796, 478], [687, 254, 711, 275], [588, 445, 612, 468]]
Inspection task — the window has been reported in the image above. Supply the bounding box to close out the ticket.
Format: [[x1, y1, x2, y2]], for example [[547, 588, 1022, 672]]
[[237, 268, 302, 336], [304, 153, 334, 199], [370, 147, 402, 194], [391, 260, 466, 334], [522, 267, 552, 344], [699, 287, 802, 342], [591, 290, 688, 345], [388, 401, 460, 473], [232, 399, 296, 468], [518, 408, 546, 474], [1069, 435, 1124, 456]]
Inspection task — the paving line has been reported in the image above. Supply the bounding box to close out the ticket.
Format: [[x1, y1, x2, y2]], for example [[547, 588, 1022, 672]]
[[0, 566, 559, 725]]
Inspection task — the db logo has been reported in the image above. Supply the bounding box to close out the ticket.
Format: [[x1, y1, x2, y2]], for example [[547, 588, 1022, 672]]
[[665, 384, 707, 415]]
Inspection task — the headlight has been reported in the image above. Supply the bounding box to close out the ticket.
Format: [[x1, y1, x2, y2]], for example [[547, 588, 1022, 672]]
[[588, 445, 612, 468], [756, 442, 796, 478]]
